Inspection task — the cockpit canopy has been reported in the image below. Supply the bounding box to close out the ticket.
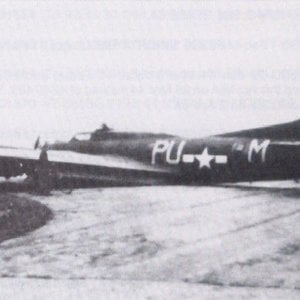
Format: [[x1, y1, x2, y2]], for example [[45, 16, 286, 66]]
[[71, 123, 112, 142], [72, 133, 92, 141], [71, 124, 175, 142]]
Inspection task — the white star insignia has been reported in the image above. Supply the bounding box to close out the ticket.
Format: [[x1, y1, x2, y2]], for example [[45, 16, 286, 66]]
[[195, 148, 214, 169]]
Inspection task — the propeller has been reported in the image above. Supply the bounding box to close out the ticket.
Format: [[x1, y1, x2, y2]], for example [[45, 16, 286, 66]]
[[34, 136, 50, 150], [34, 136, 40, 150]]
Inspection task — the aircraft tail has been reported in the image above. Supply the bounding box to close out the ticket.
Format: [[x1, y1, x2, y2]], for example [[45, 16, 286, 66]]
[[217, 119, 300, 140]]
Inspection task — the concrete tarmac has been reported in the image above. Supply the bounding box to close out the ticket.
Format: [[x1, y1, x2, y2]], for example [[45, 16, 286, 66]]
[[0, 182, 299, 298]]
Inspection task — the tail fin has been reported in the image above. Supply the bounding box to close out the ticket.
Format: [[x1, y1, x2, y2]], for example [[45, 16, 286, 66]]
[[217, 119, 300, 140]]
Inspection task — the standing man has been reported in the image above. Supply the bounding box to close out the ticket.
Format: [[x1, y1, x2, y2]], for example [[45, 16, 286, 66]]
[[35, 148, 51, 194]]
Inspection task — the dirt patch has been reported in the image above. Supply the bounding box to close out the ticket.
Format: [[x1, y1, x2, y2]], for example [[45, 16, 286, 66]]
[[0, 194, 53, 243], [279, 243, 300, 256]]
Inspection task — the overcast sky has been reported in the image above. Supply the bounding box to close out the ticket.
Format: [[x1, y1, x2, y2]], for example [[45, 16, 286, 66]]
[[0, 1, 299, 147]]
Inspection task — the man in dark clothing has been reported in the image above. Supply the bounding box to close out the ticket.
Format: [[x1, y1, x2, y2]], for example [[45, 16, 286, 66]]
[[35, 149, 51, 194]]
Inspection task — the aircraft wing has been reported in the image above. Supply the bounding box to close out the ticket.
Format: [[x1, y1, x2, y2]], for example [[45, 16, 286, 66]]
[[46, 150, 175, 186], [0, 147, 175, 187]]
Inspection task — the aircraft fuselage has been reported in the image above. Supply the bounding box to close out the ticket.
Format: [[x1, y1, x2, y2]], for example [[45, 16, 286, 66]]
[[47, 135, 300, 184]]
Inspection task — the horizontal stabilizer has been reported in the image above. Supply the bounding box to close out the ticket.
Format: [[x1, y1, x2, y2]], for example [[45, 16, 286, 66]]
[[217, 119, 300, 140]]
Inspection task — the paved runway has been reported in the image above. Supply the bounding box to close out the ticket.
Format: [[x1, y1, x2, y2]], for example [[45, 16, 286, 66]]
[[0, 183, 299, 298]]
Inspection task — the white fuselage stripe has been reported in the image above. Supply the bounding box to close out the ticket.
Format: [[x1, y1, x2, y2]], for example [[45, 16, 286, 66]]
[[271, 141, 300, 146]]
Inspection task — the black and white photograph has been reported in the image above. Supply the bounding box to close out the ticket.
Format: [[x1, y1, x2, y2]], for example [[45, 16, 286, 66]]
[[0, 1, 299, 299]]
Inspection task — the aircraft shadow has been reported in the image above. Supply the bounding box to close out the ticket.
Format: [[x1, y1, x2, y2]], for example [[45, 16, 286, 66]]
[[0, 177, 157, 193], [0, 178, 299, 198], [220, 184, 300, 198]]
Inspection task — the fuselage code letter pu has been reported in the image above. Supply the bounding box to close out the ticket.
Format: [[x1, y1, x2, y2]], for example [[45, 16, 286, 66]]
[[152, 140, 186, 165]]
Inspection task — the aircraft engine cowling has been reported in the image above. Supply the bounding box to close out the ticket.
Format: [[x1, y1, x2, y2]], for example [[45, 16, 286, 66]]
[[0, 160, 24, 179]]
